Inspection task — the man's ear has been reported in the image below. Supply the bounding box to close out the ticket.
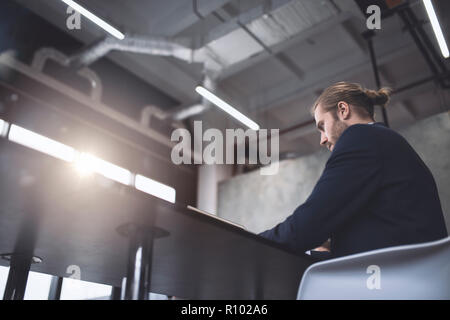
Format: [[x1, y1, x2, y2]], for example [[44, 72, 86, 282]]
[[337, 101, 350, 120]]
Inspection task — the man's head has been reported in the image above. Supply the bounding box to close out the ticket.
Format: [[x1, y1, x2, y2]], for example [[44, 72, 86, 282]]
[[312, 82, 391, 151]]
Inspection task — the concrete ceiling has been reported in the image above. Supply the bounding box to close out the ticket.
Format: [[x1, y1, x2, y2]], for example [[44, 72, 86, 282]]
[[12, 0, 450, 157]]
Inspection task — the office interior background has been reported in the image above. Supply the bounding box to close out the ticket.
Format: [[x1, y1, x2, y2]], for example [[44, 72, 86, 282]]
[[0, 0, 449, 300]]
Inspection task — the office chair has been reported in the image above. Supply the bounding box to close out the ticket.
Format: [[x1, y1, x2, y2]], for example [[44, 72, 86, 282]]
[[297, 236, 450, 299]]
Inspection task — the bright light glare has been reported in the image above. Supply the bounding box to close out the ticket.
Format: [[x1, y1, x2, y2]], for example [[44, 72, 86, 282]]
[[60, 278, 112, 300], [0, 119, 7, 137], [135, 174, 176, 203], [61, 0, 125, 40], [24, 271, 53, 300], [74, 153, 132, 185], [423, 0, 449, 58], [195, 86, 260, 130], [8, 125, 76, 162], [5, 122, 175, 202], [74, 152, 96, 176]]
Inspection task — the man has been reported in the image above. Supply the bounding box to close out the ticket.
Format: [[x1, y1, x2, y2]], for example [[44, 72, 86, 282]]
[[259, 82, 448, 260]]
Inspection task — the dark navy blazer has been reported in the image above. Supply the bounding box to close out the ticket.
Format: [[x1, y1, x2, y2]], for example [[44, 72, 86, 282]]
[[259, 122, 448, 259]]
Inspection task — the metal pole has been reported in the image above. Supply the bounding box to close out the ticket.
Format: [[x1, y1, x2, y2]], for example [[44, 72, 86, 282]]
[[2, 206, 40, 300], [123, 225, 154, 300], [48, 276, 64, 300], [398, 10, 441, 78], [117, 219, 168, 300], [404, 7, 448, 75], [3, 253, 33, 300], [110, 286, 122, 300], [364, 31, 390, 127]]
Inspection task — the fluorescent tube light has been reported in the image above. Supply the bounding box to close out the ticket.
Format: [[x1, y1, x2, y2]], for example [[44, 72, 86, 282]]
[[61, 0, 125, 40], [8, 125, 76, 162], [423, 0, 449, 58], [195, 86, 260, 130], [74, 152, 132, 185], [0, 119, 8, 137], [135, 174, 176, 203]]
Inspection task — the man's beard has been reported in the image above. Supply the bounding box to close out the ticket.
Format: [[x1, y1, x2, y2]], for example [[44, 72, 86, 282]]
[[327, 120, 348, 151]]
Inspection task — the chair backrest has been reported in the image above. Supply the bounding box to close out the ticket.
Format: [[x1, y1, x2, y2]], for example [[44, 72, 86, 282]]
[[297, 236, 450, 300]]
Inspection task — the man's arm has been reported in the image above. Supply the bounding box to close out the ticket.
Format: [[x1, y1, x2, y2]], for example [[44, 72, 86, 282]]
[[259, 125, 382, 255]]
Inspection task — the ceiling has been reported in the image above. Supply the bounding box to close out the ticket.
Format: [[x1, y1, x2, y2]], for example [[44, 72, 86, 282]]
[[12, 0, 450, 157]]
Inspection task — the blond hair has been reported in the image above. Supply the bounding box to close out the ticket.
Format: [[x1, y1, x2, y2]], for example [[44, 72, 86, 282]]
[[312, 82, 392, 119]]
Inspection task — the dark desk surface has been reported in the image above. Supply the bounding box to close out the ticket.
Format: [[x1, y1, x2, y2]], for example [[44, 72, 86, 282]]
[[0, 139, 313, 299]]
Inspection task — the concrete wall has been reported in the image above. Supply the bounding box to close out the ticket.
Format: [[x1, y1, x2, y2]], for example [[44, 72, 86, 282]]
[[217, 112, 450, 234], [197, 164, 233, 214]]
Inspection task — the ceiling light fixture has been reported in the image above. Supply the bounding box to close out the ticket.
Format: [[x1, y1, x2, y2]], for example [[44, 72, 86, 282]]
[[8, 124, 76, 162], [135, 174, 176, 203], [195, 86, 260, 130], [61, 0, 125, 40], [74, 152, 132, 186], [0, 119, 8, 137], [423, 0, 449, 58]]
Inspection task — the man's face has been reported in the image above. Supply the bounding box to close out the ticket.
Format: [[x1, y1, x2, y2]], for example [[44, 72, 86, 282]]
[[314, 104, 348, 152]]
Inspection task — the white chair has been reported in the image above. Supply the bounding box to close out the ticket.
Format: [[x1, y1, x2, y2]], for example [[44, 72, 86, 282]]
[[297, 236, 450, 300]]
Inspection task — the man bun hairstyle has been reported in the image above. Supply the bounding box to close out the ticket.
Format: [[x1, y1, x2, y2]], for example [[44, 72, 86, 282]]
[[363, 87, 391, 108], [312, 82, 392, 119]]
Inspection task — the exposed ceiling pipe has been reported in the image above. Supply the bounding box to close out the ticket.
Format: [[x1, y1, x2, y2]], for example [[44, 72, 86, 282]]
[[139, 74, 217, 123], [172, 73, 216, 120], [68, 33, 225, 77], [171, 103, 205, 121], [32, 47, 103, 101], [171, 0, 321, 121], [140, 105, 169, 127], [66, 37, 222, 122], [68, 35, 201, 69], [168, 0, 219, 122], [65, 0, 305, 121]]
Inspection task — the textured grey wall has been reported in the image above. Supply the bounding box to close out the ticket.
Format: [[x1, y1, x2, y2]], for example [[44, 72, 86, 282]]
[[217, 112, 450, 234]]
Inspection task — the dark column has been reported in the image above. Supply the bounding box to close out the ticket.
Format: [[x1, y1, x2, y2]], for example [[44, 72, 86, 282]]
[[2, 206, 40, 300], [109, 286, 121, 300], [116, 223, 168, 300], [48, 276, 64, 300], [3, 253, 33, 300]]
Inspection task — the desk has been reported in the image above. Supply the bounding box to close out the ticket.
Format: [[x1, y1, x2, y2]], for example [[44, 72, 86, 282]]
[[0, 139, 313, 299]]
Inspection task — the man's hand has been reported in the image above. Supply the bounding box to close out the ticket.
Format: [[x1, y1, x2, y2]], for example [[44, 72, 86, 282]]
[[313, 239, 331, 252]]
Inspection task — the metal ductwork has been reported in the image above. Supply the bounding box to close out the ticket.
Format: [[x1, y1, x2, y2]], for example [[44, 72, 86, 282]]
[[64, 0, 337, 121], [30, 46, 216, 127], [171, 103, 206, 121], [64, 32, 224, 122], [69, 35, 195, 69], [68, 34, 224, 73], [170, 73, 216, 121], [67, 0, 338, 75], [32, 47, 103, 101]]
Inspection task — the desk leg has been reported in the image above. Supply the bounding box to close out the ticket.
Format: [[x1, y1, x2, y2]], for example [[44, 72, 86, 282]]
[[3, 253, 33, 300], [123, 225, 154, 300], [110, 286, 122, 300], [48, 276, 64, 300], [2, 217, 39, 300], [2, 197, 41, 300]]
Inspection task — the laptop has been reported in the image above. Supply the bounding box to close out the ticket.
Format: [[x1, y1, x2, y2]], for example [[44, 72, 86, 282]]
[[186, 205, 247, 231]]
